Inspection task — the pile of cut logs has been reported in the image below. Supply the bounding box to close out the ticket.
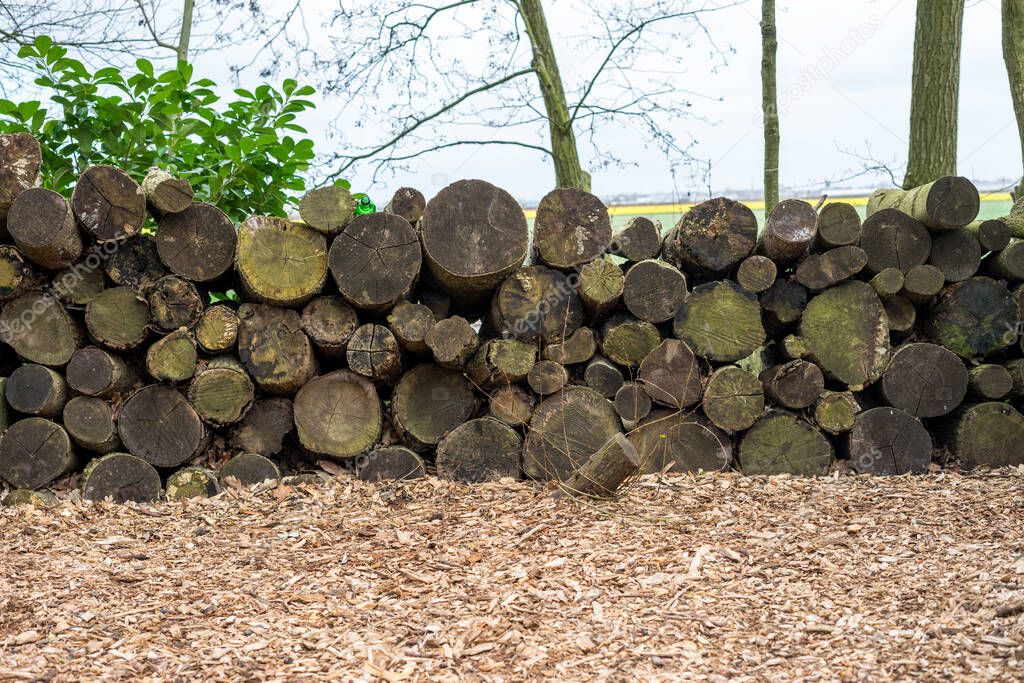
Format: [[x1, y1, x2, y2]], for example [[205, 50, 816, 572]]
[[1, 131, 1023, 504]]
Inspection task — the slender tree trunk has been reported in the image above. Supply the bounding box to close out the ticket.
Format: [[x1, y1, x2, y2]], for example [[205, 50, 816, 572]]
[[518, 0, 589, 190], [1004, 0, 1024, 199], [903, 0, 964, 189], [761, 0, 779, 212], [177, 0, 195, 63]]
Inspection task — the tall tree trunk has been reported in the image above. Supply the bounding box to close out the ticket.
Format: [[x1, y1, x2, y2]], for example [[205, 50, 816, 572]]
[[1004, 0, 1024, 200], [518, 0, 589, 190], [177, 0, 195, 63], [761, 0, 779, 212], [903, 0, 964, 189]]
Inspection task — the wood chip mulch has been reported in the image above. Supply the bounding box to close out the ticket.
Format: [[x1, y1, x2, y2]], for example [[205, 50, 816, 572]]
[[1, 471, 1023, 681]]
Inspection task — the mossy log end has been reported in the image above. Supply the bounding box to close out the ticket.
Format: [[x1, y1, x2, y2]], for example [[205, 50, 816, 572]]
[[293, 370, 381, 460], [298, 186, 355, 235], [523, 386, 620, 481], [527, 360, 569, 396], [662, 197, 757, 277], [867, 176, 980, 231], [738, 411, 833, 476], [637, 338, 703, 409], [599, 314, 661, 368], [104, 235, 165, 291], [613, 382, 652, 423], [436, 417, 521, 483], [81, 453, 161, 503], [948, 402, 1024, 468], [577, 257, 624, 320], [967, 364, 1013, 400], [165, 467, 221, 499], [736, 255, 777, 294], [391, 363, 477, 450], [924, 277, 1018, 360], [0, 292, 80, 366], [147, 275, 204, 332], [301, 296, 359, 358], [466, 338, 536, 389], [0, 245, 32, 301], [674, 280, 765, 362], [814, 390, 860, 435], [759, 279, 808, 332], [237, 304, 317, 395], [965, 219, 1011, 251], [188, 362, 255, 427], [195, 305, 239, 354], [85, 286, 149, 352], [236, 215, 327, 307], [702, 365, 765, 433]]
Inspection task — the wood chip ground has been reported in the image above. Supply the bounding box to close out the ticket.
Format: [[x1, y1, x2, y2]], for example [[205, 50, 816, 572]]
[[2, 471, 1023, 681]]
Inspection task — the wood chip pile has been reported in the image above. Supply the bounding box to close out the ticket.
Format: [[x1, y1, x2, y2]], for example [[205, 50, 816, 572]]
[[2, 130, 1024, 503]]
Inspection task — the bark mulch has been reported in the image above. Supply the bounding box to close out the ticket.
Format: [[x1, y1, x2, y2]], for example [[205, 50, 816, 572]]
[[1, 470, 1022, 681]]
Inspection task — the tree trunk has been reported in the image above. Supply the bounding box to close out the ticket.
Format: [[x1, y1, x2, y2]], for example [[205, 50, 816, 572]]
[[674, 280, 765, 362], [867, 176, 979, 231], [739, 411, 833, 475], [236, 216, 327, 307], [188, 360, 255, 427], [761, 0, 779, 212], [518, 0, 588, 189], [903, 0, 964, 189], [1003, 0, 1024, 199]]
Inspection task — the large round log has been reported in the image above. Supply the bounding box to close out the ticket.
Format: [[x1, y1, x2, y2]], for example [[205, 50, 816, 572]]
[[66, 346, 136, 398], [860, 208, 931, 275], [71, 165, 146, 242], [879, 343, 967, 417], [523, 386, 621, 480], [386, 301, 434, 354], [237, 304, 317, 395], [622, 259, 687, 323], [293, 369, 382, 460], [155, 202, 237, 281], [346, 323, 402, 382], [611, 216, 661, 261], [533, 188, 611, 268], [63, 396, 121, 453], [738, 411, 833, 476], [928, 228, 980, 282], [759, 360, 824, 410], [357, 446, 426, 482], [228, 398, 293, 456], [924, 277, 1018, 360], [674, 280, 765, 362], [235, 215, 327, 307], [662, 197, 757, 277], [298, 185, 354, 235], [391, 363, 477, 450], [947, 402, 1024, 468], [466, 338, 536, 389], [188, 361, 255, 427], [799, 281, 889, 389], [0, 132, 42, 231], [760, 198, 817, 265], [812, 202, 861, 250], [6, 363, 68, 417], [489, 265, 583, 342], [436, 417, 521, 483], [637, 339, 702, 409], [702, 365, 764, 433], [576, 257, 624, 320], [194, 305, 239, 354], [81, 453, 161, 503], [329, 213, 421, 312], [147, 275, 203, 332], [629, 410, 731, 474], [866, 176, 979, 231], [118, 385, 208, 467], [104, 235, 165, 291], [0, 418, 76, 489], [425, 316, 479, 370], [141, 167, 193, 215], [0, 292, 79, 366], [7, 187, 83, 269], [85, 286, 149, 351], [301, 296, 358, 358], [600, 314, 661, 367], [420, 179, 528, 299], [847, 407, 932, 475]]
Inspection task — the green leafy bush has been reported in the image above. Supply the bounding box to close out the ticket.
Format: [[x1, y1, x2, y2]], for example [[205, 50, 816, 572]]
[[0, 36, 320, 222]]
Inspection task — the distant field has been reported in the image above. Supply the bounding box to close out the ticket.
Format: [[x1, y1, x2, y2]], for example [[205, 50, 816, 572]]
[[525, 194, 1014, 231]]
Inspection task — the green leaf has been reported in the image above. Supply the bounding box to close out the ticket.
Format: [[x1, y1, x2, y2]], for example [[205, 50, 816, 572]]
[[136, 59, 154, 77]]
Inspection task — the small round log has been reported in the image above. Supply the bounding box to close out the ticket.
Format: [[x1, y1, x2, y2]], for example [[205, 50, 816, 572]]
[[293, 370, 382, 460], [221, 453, 281, 487], [165, 467, 221, 499], [236, 215, 327, 307], [329, 213, 421, 312], [987, 239, 1024, 282], [736, 255, 777, 294], [611, 216, 661, 261], [637, 338, 702, 409], [0, 132, 42, 230], [357, 446, 426, 482], [674, 280, 765, 362], [67, 346, 137, 398], [436, 417, 521, 483], [0, 292, 79, 366], [794, 246, 868, 291], [847, 407, 932, 475], [237, 304, 317, 395], [0, 246, 32, 301], [523, 386, 621, 480], [662, 197, 757, 277], [346, 323, 402, 382], [194, 305, 239, 354], [967, 364, 1013, 400], [71, 165, 146, 242], [385, 187, 426, 225], [966, 219, 1011, 252], [302, 296, 359, 358], [147, 275, 203, 332], [759, 360, 824, 410], [884, 296, 917, 339], [584, 355, 625, 398], [118, 385, 208, 468], [533, 188, 611, 268], [141, 167, 193, 215], [81, 453, 161, 503], [298, 186, 355, 235], [738, 411, 833, 476], [62, 396, 121, 453], [869, 268, 905, 299], [104, 235, 165, 291], [760, 198, 817, 265], [702, 365, 764, 433], [800, 280, 890, 389], [860, 208, 931, 275], [900, 264, 945, 304], [622, 259, 687, 323], [228, 398, 293, 456], [812, 202, 862, 250], [527, 360, 569, 396], [425, 316, 479, 369], [6, 363, 68, 417], [543, 327, 597, 365], [466, 338, 536, 389], [613, 382, 652, 423], [391, 363, 477, 450], [86, 286, 150, 351], [813, 391, 860, 435], [779, 334, 808, 360], [759, 279, 808, 332], [0, 418, 76, 489], [488, 385, 536, 426], [630, 410, 731, 474], [155, 202, 236, 281], [490, 265, 583, 342], [948, 402, 1024, 468], [866, 176, 979, 231], [7, 187, 83, 269], [188, 361, 255, 426], [924, 277, 1018, 360], [928, 228, 980, 282], [576, 257, 624, 320], [386, 301, 434, 354], [52, 260, 106, 305], [600, 314, 661, 367], [879, 343, 967, 417]]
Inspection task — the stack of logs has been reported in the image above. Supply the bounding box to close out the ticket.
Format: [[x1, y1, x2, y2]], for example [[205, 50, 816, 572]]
[[1, 130, 1024, 504]]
